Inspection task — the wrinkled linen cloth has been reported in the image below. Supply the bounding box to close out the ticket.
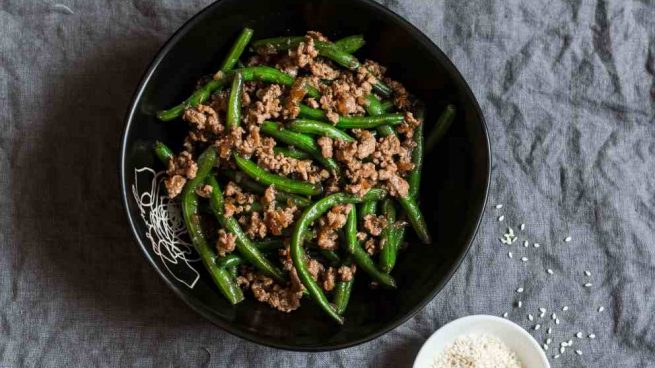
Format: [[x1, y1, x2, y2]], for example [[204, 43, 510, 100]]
[[1, 1, 654, 367]]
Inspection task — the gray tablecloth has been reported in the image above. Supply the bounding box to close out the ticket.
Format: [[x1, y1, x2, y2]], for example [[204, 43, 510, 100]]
[[2, 0, 654, 367]]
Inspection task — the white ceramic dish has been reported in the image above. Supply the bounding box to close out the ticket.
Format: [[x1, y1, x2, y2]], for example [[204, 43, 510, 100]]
[[413, 315, 550, 368]]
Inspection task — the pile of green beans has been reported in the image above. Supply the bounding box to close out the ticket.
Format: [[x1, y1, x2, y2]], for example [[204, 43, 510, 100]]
[[152, 28, 456, 324]]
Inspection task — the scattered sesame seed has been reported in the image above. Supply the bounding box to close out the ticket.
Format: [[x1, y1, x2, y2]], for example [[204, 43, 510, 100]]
[[553, 354, 560, 359], [546, 338, 552, 344], [560, 347, 566, 354], [560, 342, 567, 347], [576, 332, 583, 338], [508, 227, 514, 236], [575, 350, 582, 355], [539, 311, 545, 318], [584, 283, 592, 288], [534, 243, 541, 248], [584, 270, 591, 276], [539, 307, 546, 313], [547, 269, 554, 275], [552, 313, 557, 320], [520, 223, 525, 230], [547, 328, 552, 334], [528, 314, 534, 321], [588, 334, 596, 339], [521, 257, 528, 262], [516, 287, 524, 293], [542, 344, 548, 350], [568, 339, 573, 345], [562, 306, 569, 311], [502, 312, 509, 318], [555, 318, 560, 325], [523, 240, 529, 247], [534, 324, 541, 330], [517, 301, 523, 308], [496, 204, 503, 209], [564, 236, 572, 242], [498, 215, 505, 222], [598, 306, 605, 312], [508, 251, 513, 258]]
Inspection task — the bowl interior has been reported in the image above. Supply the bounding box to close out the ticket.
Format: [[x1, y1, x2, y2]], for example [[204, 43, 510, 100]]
[[121, 0, 489, 350]]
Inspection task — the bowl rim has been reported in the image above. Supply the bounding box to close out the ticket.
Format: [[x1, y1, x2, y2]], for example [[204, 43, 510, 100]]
[[412, 315, 551, 368], [119, 0, 492, 352]]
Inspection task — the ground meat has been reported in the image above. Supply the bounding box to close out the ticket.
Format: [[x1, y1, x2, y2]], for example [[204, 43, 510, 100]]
[[167, 151, 197, 179], [385, 78, 411, 111], [216, 229, 236, 256], [214, 126, 244, 160], [245, 212, 268, 239], [183, 104, 223, 134], [385, 172, 410, 198], [307, 31, 329, 42], [262, 185, 276, 209], [364, 238, 377, 255], [238, 269, 303, 313], [289, 36, 318, 68], [222, 181, 257, 217], [195, 184, 213, 198], [316, 204, 352, 249], [257, 148, 328, 184], [357, 231, 368, 241], [164, 175, 186, 198], [317, 136, 333, 158], [363, 214, 387, 237], [317, 72, 373, 124], [338, 265, 355, 282], [309, 61, 339, 80], [362, 59, 386, 78], [322, 267, 336, 292], [282, 78, 307, 119], [307, 258, 325, 281], [353, 129, 376, 159], [305, 97, 320, 108], [244, 84, 283, 125]]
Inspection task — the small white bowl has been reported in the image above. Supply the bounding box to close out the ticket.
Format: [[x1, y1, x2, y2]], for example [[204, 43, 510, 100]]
[[413, 315, 550, 368]]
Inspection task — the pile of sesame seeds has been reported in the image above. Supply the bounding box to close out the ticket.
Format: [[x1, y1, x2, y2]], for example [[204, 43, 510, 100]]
[[493, 204, 606, 362]]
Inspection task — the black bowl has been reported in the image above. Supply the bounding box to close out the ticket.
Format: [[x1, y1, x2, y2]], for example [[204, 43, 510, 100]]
[[120, 0, 490, 351]]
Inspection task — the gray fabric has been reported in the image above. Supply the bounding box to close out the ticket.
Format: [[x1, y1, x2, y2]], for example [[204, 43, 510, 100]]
[[1, 0, 654, 366]]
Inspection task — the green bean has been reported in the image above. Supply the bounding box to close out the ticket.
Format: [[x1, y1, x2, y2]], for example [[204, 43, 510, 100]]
[[181, 147, 244, 304], [273, 146, 311, 160], [254, 238, 286, 252], [333, 35, 365, 53], [234, 153, 323, 196], [226, 72, 243, 129], [157, 66, 318, 121], [290, 189, 387, 324], [287, 119, 355, 142], [314, 40, 360, 70], [425, 104, 456, 154], [397, 195, 431, 244], [407, 106, 425, 199], [206, 175, 286, 283], [333, 255, 354, 315], [260, 121, 339, 172], [220, 28, 254, 72], [319, 249, 341, 266], [297, 104, 403, 129], [380, 100, 394, 113], [216, 254, 243, 269], [153, 141, 174, 165], [365, 94, 395, 137], [228, 265, 238, 279], [222, 169, 311, 207], [344, 205, 396, 288], [379, 199, 398, 273], [359, 201, 378, 223], [251, 36, 305, 51]]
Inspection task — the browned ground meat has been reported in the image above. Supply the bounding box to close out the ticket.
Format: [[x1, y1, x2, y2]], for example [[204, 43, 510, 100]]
[[237, 268, 303, 313], [364, 238, 378, 255], [317, 136, 333, 158], [316, 204, 352, 250], [363, 214, 387, 237], [164, 151, 198, 198], [194, 184, 213, 198], [322, 267, 336, 291], [216, 229, 236, 256], [338, 265, 356, 282]]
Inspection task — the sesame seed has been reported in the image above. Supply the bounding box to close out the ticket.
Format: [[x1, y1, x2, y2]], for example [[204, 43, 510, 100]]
[[584, 283, 592, 288], [534, 243, 541, 248], [534, 324, 541, 330], [539, 311, 545, 318], [516, 287, 524, 293], [498, 215, 505, 222], [575, 350, 582, 355], [553, 354, 560, 359], [521, 257, 528, 262], [508, 227, 514, 236], [568, 339, 573, 345], [588, 333, 596, 339], [564, 236, 572, 242], [552, 313, 557, 320], [496, 204, 503, 209], [560, 342, 567, 347], [598, 306, 605, 312], [520, 223, 525, 230], [539, 307, 546, 313], [547, 268, 554, 275], [502, 312, 508, 318], [560, 346, 566, 354], [542, 344, 548, 350], [528, 314, 534, 321], [555, 318, 560, 325], [576, 332, 583, 338], [546, 338, 552, 344], [562, 306, 569, 311], [547, 328, 552, 334], [584, 270, 591, 276], [517, 301, 523, 308], [523, 240, 529, 247], [508, 252, 513, 258]]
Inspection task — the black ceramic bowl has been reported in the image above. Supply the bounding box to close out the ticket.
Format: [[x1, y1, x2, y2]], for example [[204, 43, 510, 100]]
[[120, 0, 490, 351]]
